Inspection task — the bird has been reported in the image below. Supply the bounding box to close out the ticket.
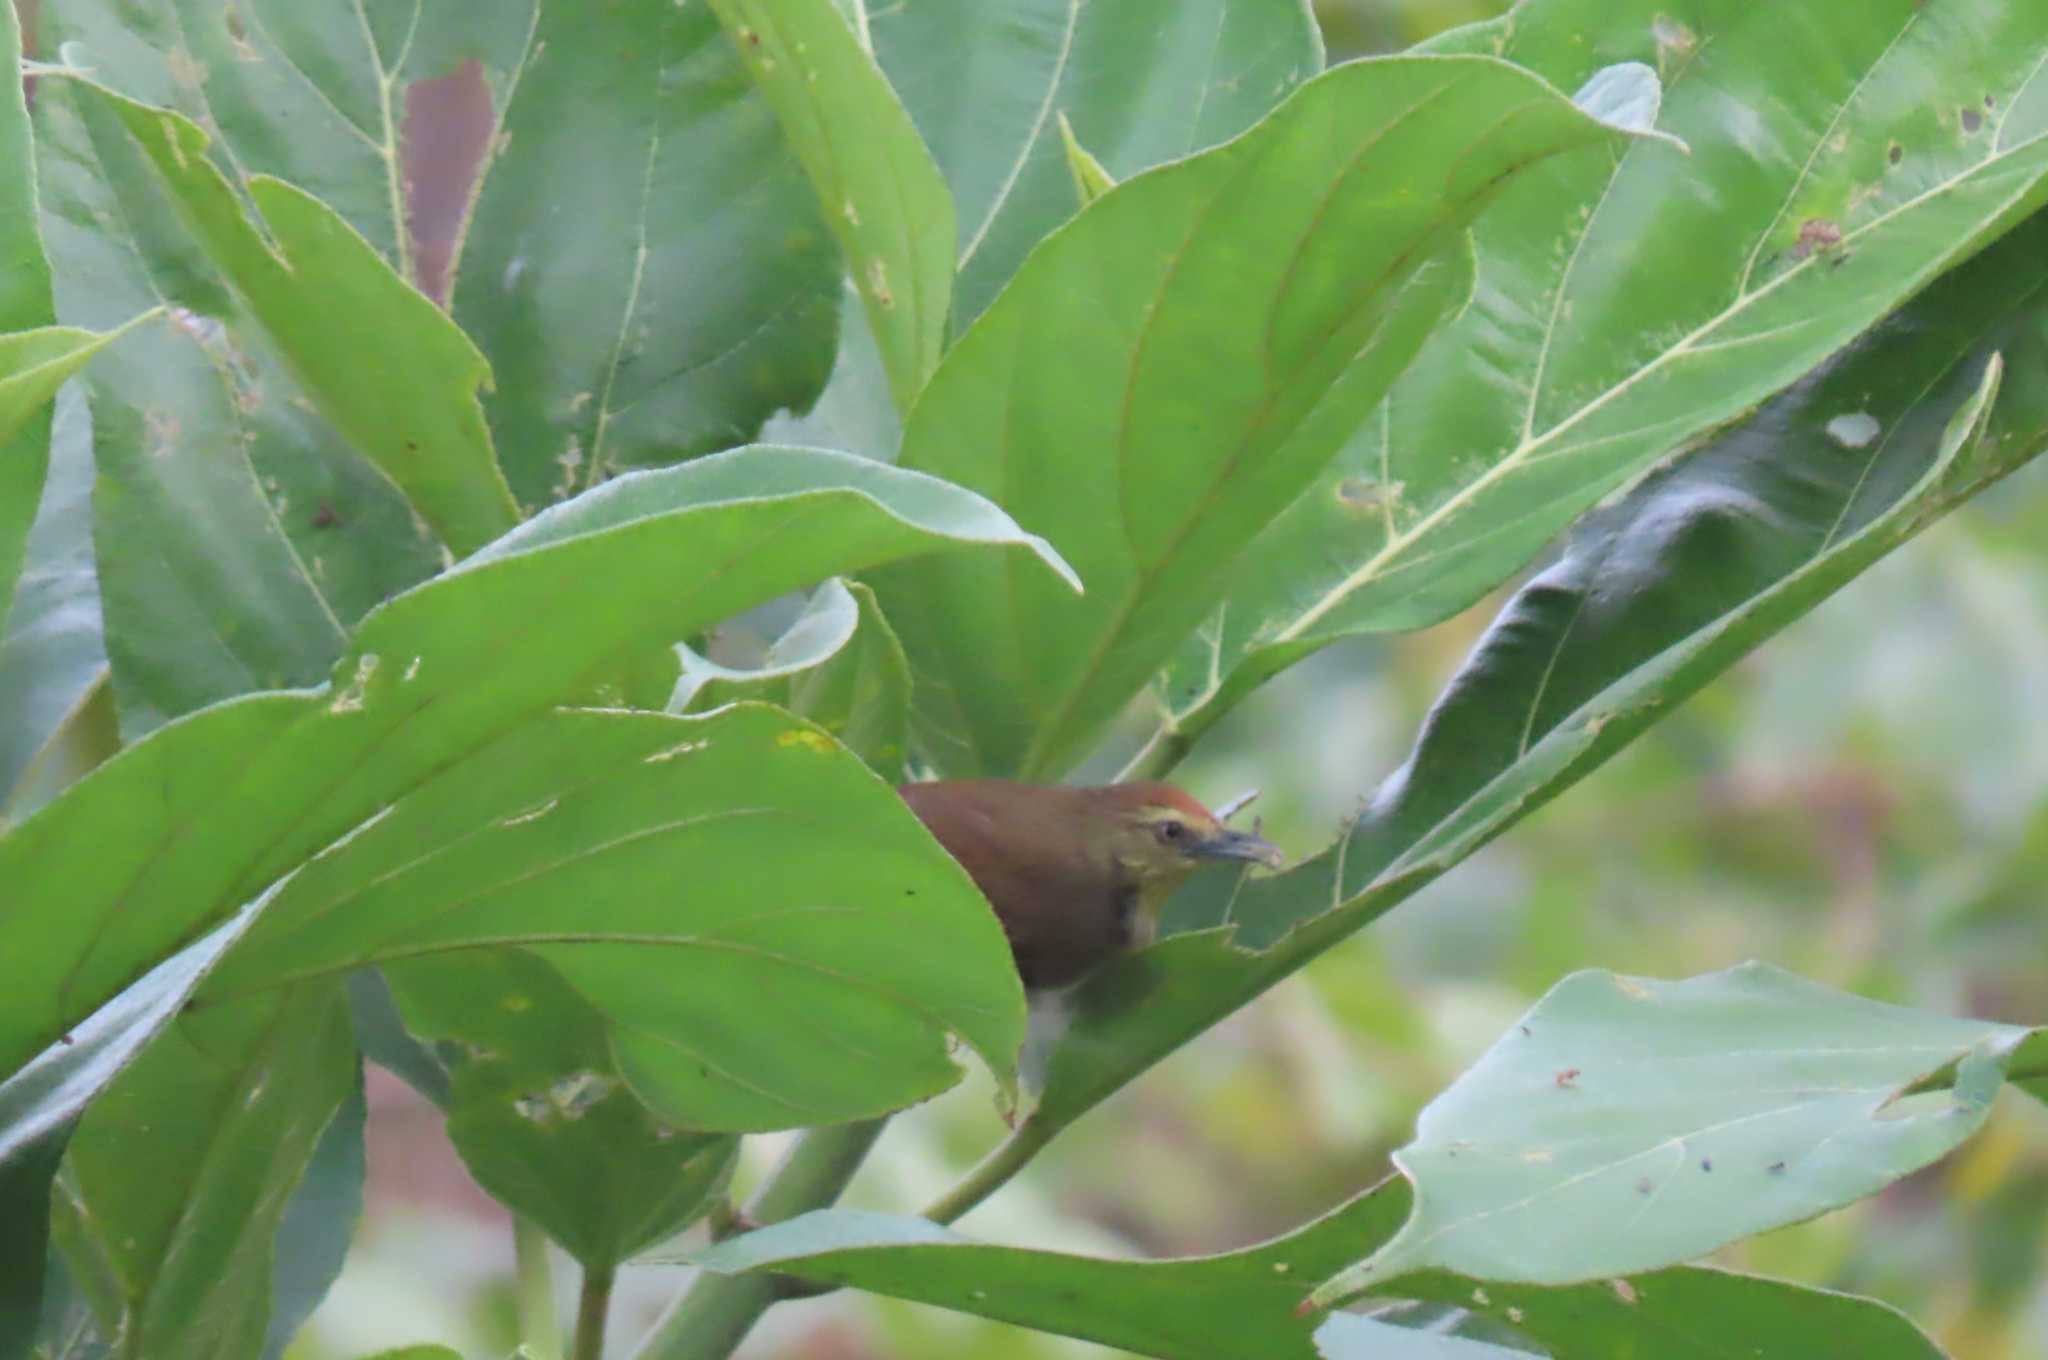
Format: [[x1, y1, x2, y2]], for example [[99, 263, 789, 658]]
[[897, 780, 1284, 992]]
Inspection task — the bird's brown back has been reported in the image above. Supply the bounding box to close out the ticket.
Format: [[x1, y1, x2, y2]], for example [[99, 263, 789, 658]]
[[897, 781, 1135, 990]]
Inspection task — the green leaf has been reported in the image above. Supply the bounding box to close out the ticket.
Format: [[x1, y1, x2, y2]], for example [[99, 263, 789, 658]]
[[1056, 114, 1115, 208], [1309, 964, 2040, 1305], [2016, 1031, 2048, 1106], [41, 0, 537, 276], [344, 969, 451, 1109], [708, 0, 954, 415], [27, 1244, 109, 1360], [450, 0, 842, 508], [204, 703, 1025, 1130], [60, 76, 520, 557], [1314, 1318, 1530, 1359], [388, 948, 739, 1266], [0, 444, 1068, 1090], [787, 581, 914, 782], [872, 0, 1324, 323], [690, 1177, 1943, 1359], [1164, 0, 2048, 746], [0, 900, 267, 1359], [51, 985, 355, 1360], [0, 320, 148, 452], [759, 287, 901, 458], [672, 579, 913, 781], [0, 0, 58, 648], [671, 579, 863, 711], [33, 78, 446, 731], [1016, 203, 2048, 1178], [0, 389, 108, 815], [873, 54, 1653, 778], [263, 1075, 364, 1360]]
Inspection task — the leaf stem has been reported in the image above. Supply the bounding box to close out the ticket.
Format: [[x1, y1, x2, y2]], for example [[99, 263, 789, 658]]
[[514, 1217, 562, 1360], [922, 1119, 1053, 1224], [632, 1118, 889, 1360], [573, 1261, 617, 1360]]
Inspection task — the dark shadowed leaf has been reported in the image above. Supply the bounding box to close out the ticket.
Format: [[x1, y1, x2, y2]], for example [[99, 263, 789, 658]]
[[263, 1074, 365, 1360], [344, 969, 451, 1109]]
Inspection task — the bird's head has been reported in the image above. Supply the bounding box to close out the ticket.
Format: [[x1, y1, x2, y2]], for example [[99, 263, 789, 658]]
[[1088, 782, 1286, 889]]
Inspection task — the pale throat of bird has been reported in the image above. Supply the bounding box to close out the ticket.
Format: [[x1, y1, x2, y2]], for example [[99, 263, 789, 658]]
[[1121, 871, 1191, 950]]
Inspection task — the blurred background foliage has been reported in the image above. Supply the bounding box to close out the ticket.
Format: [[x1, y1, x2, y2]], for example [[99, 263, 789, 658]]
[[244, 0, 2048, 1355]]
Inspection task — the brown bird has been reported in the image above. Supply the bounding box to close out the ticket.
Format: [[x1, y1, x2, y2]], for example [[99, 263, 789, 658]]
[[897, 780, 1284, 991]]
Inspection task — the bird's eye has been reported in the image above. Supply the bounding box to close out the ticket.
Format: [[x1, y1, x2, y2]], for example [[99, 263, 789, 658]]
[[1157, 820, 1186, 844]]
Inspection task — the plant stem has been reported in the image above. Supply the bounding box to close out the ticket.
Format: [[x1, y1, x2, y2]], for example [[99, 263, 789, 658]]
[[920, 1120, 1052, 1225], [1114, 723, 1193, 784], [632, 1118, 889, 1360], [574, 1262, 617, 1360], [514, 1217, 562, 1360]]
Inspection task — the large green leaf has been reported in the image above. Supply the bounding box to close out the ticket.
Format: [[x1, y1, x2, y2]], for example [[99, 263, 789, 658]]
[[1002, 205, 2048, 1187], [0, 389, 106, 814], [872, 55, 1658, 778], [388, 949, 739, 1266], [51, 985, 354, 1360], [1162, 0, 2048, 749], [54, 75, 519, 556], [691, 1176, 1943, 1359], [203, 703, 1025, 1130], [709, 0, 954, 415], [0, 900, 267, 1360], [450, 0, 841, 508], [1312, 965, 2039, 1306], [0, 0, 58, 647], [0, 444, 1070, 1086], [40, 0, 536, 276], [32, 77, 445, 732], [871, 0, 1324, 324]]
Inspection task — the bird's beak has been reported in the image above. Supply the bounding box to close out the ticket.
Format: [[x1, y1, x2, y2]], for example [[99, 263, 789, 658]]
[[1190, 826, 1285, 870]]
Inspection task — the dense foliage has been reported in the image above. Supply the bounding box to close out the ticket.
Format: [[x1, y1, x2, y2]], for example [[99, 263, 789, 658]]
[[2, 1, 2045, 1357]]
